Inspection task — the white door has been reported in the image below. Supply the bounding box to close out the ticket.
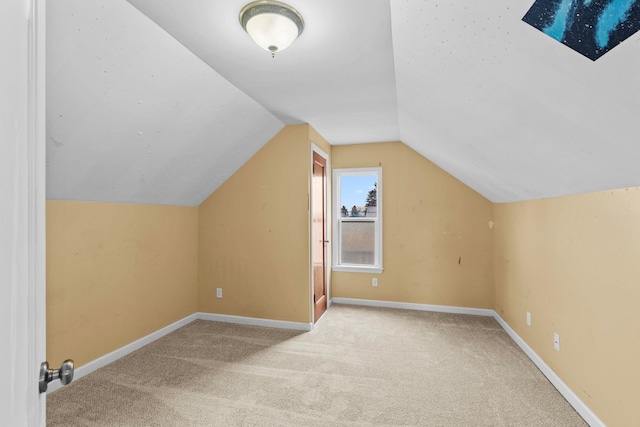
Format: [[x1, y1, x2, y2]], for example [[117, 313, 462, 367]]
[[0, 0, 46, 425]]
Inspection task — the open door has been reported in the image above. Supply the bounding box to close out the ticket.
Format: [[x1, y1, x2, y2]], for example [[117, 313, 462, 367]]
[[311, 150, 328, 323], [0, 0, 47, 424]]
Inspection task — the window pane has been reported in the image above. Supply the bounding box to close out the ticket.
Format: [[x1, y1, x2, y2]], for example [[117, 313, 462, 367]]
[[339, 175, 377, 218], [341, 221, 375, 265]]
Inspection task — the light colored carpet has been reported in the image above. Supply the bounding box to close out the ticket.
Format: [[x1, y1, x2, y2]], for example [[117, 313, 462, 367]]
[[48, 305, 587, 426]]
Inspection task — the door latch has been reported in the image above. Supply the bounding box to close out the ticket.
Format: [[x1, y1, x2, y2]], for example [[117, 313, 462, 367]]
[[39, 359, 74, 393]]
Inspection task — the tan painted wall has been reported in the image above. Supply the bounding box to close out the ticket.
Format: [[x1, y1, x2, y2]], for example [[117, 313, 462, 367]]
[[331, 142, 494, 308], [46, 201, 198, 367], [198, 125, 325, 323], [45, 128, 639, 426], [493, 188, 640, 426]]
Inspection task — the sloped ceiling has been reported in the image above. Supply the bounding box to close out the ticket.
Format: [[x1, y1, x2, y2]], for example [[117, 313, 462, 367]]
[[127, 0, 400, 145], [46, 0, 283, 206], [47, 0, 640, 205], [391, 0, 640, 202]]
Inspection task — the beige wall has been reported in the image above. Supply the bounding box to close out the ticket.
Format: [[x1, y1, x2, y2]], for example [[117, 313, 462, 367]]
[[46, 201, 198, 367], [198, 125, 326, 323], [493, 188, 640, 426], [331, 142, 494, 308], [309, 125, 332, 161], [45, 130, 638, 424]]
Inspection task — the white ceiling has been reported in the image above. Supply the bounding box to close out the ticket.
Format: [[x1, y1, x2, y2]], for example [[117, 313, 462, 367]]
[[126, 0, 400, 145], [46, 0, 640, 205], [47, 0, 283, 206], [391, 0, 640, 202]]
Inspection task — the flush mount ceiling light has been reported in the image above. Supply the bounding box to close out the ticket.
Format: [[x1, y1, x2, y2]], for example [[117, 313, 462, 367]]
[[239, 1, 304, 57]]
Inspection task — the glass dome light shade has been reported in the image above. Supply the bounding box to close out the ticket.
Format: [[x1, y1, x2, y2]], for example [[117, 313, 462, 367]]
[[240, 1, 304, 55]]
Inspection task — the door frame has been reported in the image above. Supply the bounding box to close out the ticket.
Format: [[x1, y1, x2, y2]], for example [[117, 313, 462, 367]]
[[28, 0, 47, 422], [0, 0, 46, 424], [310, 144, 330, 325]]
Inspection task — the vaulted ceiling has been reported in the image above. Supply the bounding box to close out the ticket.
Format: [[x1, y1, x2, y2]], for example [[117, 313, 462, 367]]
[[47, 0, 640, 206]]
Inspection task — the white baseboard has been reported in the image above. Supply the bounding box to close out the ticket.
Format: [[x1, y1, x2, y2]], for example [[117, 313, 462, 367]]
[[47, 313, 198, 394], [197, 312, 313, 331], [493, 313, 604, 427], [47, 312, 311, 394], [332, 297, 602, 426], [331, 297, 495, 317], [45, 302, 603, 427]]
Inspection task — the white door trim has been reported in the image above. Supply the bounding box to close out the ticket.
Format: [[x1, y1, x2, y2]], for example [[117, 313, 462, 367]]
[[310, 144, 330, 324], [28, 0, 47, 423], [0, 0, 46, 424]]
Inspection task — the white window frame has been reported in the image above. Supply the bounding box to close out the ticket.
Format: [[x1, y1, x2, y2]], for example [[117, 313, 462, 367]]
[[332, 167, 383, 274]]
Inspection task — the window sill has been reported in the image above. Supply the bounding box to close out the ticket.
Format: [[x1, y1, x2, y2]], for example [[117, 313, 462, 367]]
[[332, 265, 384, 274]]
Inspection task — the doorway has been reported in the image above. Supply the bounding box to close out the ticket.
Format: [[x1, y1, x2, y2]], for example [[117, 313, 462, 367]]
[[311, 146, 329, 323]]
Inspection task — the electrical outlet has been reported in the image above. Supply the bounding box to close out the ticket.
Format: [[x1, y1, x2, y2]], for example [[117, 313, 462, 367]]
[[216, 288, 222, 299], [554, 333, 560, 351], [526, 311, 531, 326], [372, 278, 378, 287]]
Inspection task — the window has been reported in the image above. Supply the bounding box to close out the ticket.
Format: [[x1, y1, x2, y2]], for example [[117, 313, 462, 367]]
[[332, 168, 382, 273]]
